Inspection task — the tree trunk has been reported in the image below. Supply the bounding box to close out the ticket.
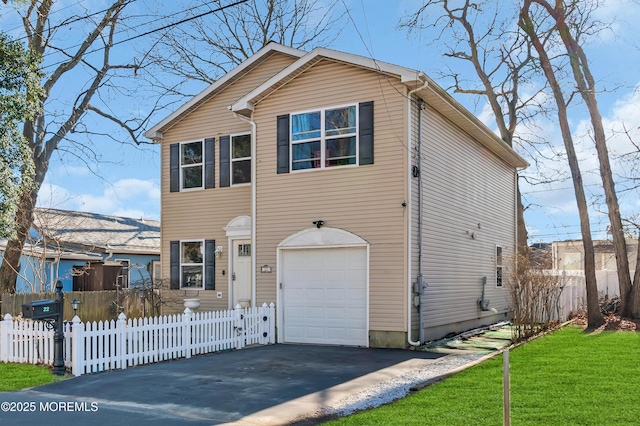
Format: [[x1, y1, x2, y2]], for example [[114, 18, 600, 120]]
[[0, 190, 38, 294], [0, 117, 49, 294], [548, 4, 633, 316], [627, 236, 640, 317], [519, 3, 603, 328], [517, 184, 528, 256]]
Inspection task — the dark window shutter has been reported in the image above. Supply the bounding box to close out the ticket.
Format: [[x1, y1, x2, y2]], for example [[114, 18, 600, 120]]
[[277, 114, 290, 174], [359, 101, 374, 165], [205, 240, 216, 290], [220, 135, 230, 187], [170, 144, 180, 192], [204, 138, 215, 189], [170, 241, 180, 289]]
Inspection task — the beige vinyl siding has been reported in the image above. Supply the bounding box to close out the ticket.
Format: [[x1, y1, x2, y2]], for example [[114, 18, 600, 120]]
[[418, 104, 516, 330], [159, 53, 297, 313], [253, 60, 409, 332]]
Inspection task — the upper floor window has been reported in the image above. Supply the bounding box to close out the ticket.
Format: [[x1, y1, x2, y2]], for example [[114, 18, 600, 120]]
[[181, 141, 203, 190], [170, 138, 214, 193], [231, 133, 251, 185], [291, 105, 357, 170]]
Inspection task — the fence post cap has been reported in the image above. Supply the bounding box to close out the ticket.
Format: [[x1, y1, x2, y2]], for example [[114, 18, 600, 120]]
[[117, 312, 127, 320], [261, 302, 268, 308], [234, 304, 242, 310], [72, 315, 82, 323], [3, 313, 12, 320], [183, 307, 192, 314], [269, 302, 275, 308]]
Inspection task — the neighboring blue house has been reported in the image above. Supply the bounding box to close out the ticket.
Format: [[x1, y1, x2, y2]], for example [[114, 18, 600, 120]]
[[0, 208, 160, 293]]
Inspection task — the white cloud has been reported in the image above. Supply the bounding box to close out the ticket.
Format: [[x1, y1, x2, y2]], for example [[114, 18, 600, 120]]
[[37, 178, 160, 221]]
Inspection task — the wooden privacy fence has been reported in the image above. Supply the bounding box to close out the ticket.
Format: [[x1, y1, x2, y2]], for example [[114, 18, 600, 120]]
[[0, 303, 276, 377], [1, 291, 147, 323]]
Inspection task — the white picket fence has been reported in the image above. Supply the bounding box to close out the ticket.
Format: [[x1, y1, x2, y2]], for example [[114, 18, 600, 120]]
[[0, 303, 275, 377]]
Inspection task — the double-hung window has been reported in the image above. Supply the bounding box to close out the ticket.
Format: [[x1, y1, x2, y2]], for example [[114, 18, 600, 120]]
[[181, 240, 204, 289], [180, 141, 203, 190], [170, 239, 215, 290], [291, 105, 357, 170], [231, 133, 251, 184]]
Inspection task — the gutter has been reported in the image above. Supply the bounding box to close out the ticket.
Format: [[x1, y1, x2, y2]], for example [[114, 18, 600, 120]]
[[234, 112, 258, 307]]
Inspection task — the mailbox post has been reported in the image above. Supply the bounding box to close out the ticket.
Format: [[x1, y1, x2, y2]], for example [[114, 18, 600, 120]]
[[52, 280, 65, 375], [21, 280, 66, 376]]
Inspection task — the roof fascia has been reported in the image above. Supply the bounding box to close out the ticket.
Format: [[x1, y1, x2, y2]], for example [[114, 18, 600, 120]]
[[144, 43, 305, 141], [232, 47, 426, 113], [231, 46, 527, 169]]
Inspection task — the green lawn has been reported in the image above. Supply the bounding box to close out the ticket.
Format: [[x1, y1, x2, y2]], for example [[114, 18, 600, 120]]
[[0, 363, 63, 391], [327, 326, 640, 425]]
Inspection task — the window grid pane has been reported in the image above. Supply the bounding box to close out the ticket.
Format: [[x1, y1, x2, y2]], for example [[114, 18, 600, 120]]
[[181, 142, 202, 165], [325, 106, 356, 136], [292, 112, 321, 141]]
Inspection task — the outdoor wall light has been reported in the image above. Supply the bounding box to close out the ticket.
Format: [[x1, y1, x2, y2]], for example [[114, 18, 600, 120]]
[[72, 298, 80, 315], [214, 246, 223, 258]]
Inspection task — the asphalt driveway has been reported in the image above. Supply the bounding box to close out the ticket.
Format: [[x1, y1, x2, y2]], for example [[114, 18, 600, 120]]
[[0, 344, 444, 425]]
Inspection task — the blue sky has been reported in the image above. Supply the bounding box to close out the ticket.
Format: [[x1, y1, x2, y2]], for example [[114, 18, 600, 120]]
[[4, 0, 639, 243]]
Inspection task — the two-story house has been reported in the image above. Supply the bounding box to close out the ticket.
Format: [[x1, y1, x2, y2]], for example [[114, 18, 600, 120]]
[[145, 42, 527, 348]]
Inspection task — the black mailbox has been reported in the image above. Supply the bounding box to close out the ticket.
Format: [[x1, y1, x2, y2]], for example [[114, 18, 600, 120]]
[[22, 299, 59, 320]]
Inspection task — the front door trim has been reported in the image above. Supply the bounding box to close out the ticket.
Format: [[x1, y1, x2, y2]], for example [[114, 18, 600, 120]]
[[225, 216, 252, 309]]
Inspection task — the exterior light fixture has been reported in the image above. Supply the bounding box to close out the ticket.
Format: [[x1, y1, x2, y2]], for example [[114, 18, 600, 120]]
[[72, 298, 80, 315]]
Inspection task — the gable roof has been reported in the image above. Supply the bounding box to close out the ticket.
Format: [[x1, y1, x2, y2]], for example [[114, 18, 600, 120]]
[[144, 42, 305, 140], [32, 208, 160, 255], [231, 45, 528, 169]]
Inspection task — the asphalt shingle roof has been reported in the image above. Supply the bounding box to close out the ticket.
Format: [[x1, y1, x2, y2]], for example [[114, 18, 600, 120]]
[[32, 208, 160, 254]]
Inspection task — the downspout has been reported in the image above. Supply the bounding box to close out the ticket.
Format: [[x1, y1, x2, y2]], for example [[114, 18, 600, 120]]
[[416, 98, 426, 343], [407, 80, 428, 347], [234, 112, 257, 307]]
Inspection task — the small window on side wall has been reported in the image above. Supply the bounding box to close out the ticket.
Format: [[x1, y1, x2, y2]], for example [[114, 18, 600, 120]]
[[496, 246, 503, 287]]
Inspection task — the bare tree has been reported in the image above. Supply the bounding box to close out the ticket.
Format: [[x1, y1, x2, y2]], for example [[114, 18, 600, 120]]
[[519, 0, 604, 328], [0, 0, 157, 293], [0, 0, 345, 294], [146, 0, 345, 92], [524, 0, 640, 318], [400, 0, 541, 255]]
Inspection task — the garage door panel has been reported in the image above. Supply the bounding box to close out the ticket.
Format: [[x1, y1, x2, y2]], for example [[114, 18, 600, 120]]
[[282, 247, 367, 346]]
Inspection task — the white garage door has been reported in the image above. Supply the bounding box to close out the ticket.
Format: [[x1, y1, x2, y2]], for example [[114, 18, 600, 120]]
[[282, 247, 368, 346]]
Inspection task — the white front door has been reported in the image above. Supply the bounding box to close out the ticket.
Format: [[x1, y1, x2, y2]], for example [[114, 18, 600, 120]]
[[232, 239, 252, 307]]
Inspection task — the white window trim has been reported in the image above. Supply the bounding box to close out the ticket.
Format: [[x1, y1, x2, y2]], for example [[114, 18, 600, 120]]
[[230, 132, 252, 186], [180, 239, 205, 289], [289, 103, 359, 172], [151, 260, 161, 284], [180, 139, 205, 191], [115, 259, 130, 288]]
